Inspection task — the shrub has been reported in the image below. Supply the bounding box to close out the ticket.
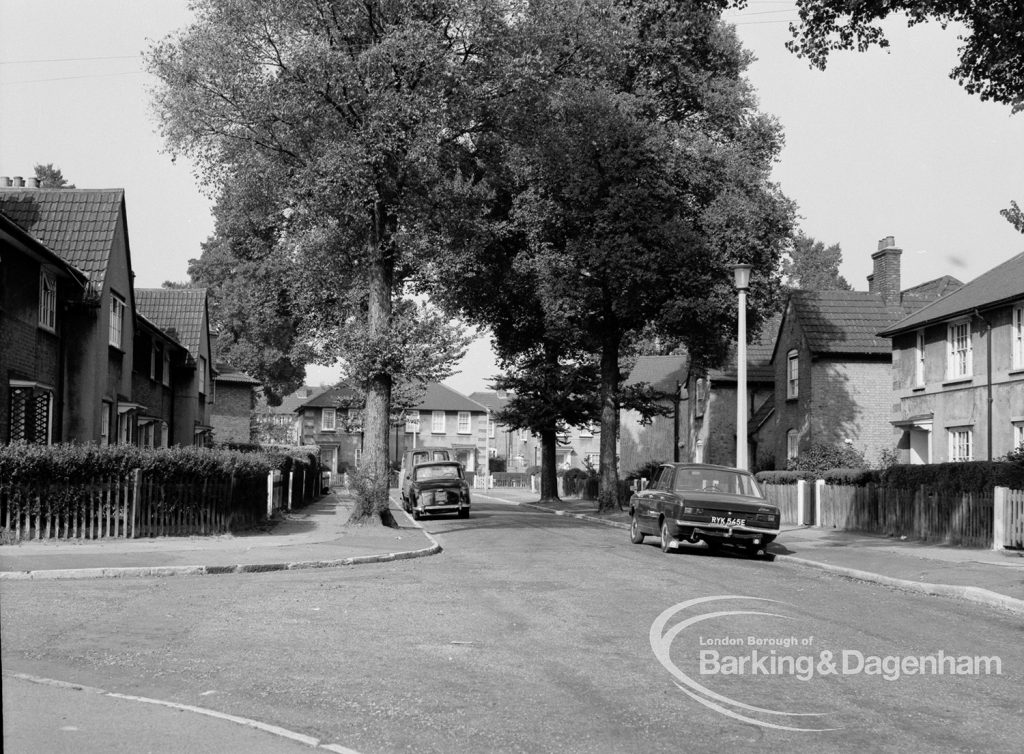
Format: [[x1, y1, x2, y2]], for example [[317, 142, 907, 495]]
[[787, 442, 866, 475], [820, 468, 880, 485], [755, 470, 815, 485], [625, 460, 664, 482], [882, 462, 1024, 493]]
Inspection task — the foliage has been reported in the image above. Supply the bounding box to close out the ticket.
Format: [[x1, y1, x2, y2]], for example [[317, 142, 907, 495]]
[[786, 441, 867, 475], [1001, 201, 1024, 234], [1001, 443, 1024, 465], [33, 163, 74, 188], [820, 468, 881, 485], [781, 232, 851, 292], [786, 1, 1024, 112], [877, 447, 901, 471], [881, 462, 1024, 492], [755, 470, 816, 485], [624, 460, 665, 482], [489, 456, 507, 473]]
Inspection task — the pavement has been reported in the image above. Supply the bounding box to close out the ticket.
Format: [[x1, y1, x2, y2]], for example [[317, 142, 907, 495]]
[[2, 486, 1023, 616]]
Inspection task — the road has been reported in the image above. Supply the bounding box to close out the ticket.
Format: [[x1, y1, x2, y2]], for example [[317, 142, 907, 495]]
[[2, 498, 1021, 753]]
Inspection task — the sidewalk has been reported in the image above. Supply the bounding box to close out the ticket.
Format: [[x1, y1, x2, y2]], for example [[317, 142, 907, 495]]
[[475, 487, 1024, 615], [0, 490, 439, 579]]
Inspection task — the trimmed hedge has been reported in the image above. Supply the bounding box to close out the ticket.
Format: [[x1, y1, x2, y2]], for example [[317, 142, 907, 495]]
[[881, 462, 1024, 493], [755, 470, 816, 485]]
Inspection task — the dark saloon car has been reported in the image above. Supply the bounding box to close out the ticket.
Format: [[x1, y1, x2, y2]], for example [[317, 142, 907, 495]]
[[628, 463, 779, 557], [403, 461, 471, 520]]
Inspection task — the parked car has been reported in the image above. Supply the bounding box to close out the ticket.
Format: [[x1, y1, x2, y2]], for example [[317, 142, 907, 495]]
[[398, 447, 452, 504], [628, 463, 779, 557], [403, 461, 471, 520]]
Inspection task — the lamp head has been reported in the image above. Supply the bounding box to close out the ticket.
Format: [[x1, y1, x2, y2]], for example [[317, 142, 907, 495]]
[[731, 263, 752, 290]]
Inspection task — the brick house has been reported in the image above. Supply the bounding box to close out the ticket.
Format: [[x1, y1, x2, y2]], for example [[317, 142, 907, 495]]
[[1, 185, 141, 444], [620, 355, 687, 473], [130, 310, 188, 447], [687, 317, 779, 471], [211, 363, 261, 444], [295, 386, 363, 475], [0, 211, 88, 443], [134, 288, 215, 446], [767, 237, 962, 467], [399, 383, 489, 476], [878, 251, 1024, 463]]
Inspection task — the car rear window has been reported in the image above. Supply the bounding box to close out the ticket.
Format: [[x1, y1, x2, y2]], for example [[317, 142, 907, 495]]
[[415, 465, 460, 481], [673, 469, 763, 497]]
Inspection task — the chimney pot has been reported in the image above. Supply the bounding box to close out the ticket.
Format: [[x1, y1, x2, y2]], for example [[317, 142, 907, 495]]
[[0, 176, 10, 187], [869, 236, 902, 304], [25, 177, 39, 188], [878, 236, 895, 251], [12, 176, 24, 187]]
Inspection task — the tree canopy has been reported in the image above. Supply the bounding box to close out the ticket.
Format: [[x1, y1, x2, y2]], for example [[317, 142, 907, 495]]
[[781, 232, 851, 292], [33, 163, 74, 188], [786, 0, 1024, 112]]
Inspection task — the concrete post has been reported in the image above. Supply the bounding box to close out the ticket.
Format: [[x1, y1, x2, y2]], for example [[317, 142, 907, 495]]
[[993, 486, 1006, 551], [796, 479, 806, 526], [814, 479, 825, 528]]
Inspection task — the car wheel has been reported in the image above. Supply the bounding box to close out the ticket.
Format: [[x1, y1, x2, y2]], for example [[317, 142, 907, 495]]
[[660, 520, 673, 553], [413, 509, 422, 521], [458, 508, 469, 519], [629, 514, 645, 544]]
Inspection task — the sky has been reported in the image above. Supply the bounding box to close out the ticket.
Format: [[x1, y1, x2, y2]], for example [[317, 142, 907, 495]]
[[2, 1, 1022, 394]]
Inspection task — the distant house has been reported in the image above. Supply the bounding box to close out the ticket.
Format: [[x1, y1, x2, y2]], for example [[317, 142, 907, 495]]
[[211, 363, 261, 444], [767, 237, 962, 467], [620, 355, 687, 473], [135, 288, 215, 446], [879, 251, 1024, 463], [686, 317, 779, 471], [469, 390, 527, 471], [130, 310, 187, 447], [0, 211, 88, 443], [1, 186, 141, 444], [400, 383, 489, 476], [295, 385, 363, 475]]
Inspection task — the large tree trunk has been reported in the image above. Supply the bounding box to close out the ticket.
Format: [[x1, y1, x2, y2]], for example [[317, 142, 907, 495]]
[[597, 333, 620, 512], [539, 427, 560, 502], [348, 227, 395, 526]]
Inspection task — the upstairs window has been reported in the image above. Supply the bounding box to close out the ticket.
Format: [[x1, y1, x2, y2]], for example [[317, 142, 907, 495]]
[[457, 411, 471, 434], [322, 408, 336, 432], [109, 295, 125, 348], [947, 320, 972, 380], [431, 410, 446, 434], [914, 330, 925, 387], [198, 356, 207, 395], [39, 271, 56, 331], [487, 416, 495, 438], [1013, 305, 1024, 370], [786, 350, 799, 399]]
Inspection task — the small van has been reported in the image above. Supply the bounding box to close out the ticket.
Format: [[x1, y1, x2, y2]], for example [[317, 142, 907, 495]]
[[398, 447, 452, 503]]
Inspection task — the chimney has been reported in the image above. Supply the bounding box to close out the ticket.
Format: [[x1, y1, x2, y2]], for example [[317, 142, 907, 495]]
[[25, 177, 39, 188], [868, 236, 902, 305], [0, 176, 11, 187], [11, 176, 24, 187]]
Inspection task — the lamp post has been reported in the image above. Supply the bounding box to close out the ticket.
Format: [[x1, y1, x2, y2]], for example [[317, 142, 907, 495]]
[[732, 264, 752, 470]]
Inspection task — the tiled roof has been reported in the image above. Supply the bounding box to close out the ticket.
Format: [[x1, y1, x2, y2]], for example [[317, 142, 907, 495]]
[[0, 211, 89, 286], [788, 291, 909, 355], [469, 391, 510, 411], [299, 386, 361, 409], [0, 188, 125, 283], [135, 288, 208, 357], [709, 315, 781, 382], [414, 383, 488, 412], [214, 363, 260, 385], [624, 355, 688, 395], [879, 252, 1024, 336]]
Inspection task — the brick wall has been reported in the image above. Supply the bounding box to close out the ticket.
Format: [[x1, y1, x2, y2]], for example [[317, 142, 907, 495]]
[[809, 357, 896, 465], [211, 382, 255, 443]]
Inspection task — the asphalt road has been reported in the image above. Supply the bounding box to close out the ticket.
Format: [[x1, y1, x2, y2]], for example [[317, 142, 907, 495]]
[[2, 499, 1021, 753]]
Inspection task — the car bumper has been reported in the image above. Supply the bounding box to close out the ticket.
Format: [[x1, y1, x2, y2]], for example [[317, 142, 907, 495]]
[[670, 519, 778, 542], [413, 504, 470, 516]]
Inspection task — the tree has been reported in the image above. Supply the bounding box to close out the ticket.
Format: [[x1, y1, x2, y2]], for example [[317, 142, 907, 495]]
[[34, 163, 74, 188], [147, 0, 491, 524], [1001, 201, 1024, 234], [786, 1, 1024, 113], [781, 233, 851, 291]]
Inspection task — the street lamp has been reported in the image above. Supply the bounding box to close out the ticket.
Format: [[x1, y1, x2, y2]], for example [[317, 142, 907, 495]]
[[732, 264, 752, 470]]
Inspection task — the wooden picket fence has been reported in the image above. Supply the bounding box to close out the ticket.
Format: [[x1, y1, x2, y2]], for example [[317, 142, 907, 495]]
[[0, 467, 311, 543], [1000, 487, 1024, 549]]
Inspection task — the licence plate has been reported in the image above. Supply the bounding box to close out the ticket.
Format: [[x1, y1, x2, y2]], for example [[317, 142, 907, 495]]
[[711, 516, 746, 527]]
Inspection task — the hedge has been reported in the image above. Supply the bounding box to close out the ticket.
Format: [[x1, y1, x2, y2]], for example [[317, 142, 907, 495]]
[[881, 462, 1024, 493]]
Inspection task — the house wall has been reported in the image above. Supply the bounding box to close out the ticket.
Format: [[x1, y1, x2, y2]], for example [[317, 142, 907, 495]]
[[170, 303, 213, 446], [620, 407, 676, 473], [211, 382, 255, 444], [808, 357, 895, 465], [890, 304, 1024, 462], [400, 410, 487, 473]]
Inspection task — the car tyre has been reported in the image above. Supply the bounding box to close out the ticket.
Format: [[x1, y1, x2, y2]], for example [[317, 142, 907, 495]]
[[413, 509, 422, 521], [629, 514, 645, 544], [660, 520, 673, 553], [458, 508, 469, 519]]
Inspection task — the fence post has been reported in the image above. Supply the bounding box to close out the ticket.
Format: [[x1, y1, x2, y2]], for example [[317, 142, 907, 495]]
[[814, 479, 825, 527], [267, 471, 274, 519], [993, 486, 1006, 551], [286, 470, 293, 512], [796, 480, 806, 526], [131, 468, 142, 539]]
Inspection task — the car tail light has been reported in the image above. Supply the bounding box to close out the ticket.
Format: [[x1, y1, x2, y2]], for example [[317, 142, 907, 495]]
[[684, 506, 704, 515]]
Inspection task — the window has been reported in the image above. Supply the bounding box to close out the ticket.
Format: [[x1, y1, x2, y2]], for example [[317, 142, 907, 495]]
[[322, 408, 336, 432], [39, 271, 56, 331], [198, 356, 207, 395], [1012, 422, 1024, 452], [162, 351, 171, 387], [586, 452, 599, 467], [160, 421, 169, 448], [109, 295, 125, 348], [914, 330, 925, 387], [354, 447, 362, 470], [8, 384, 52, 444], [487, 416, 495, 438], [1013, 305, 1024, 370], [948, 427, 973, 462], [117, 409, 132, 445], [346, 408, 362, 432], [405, 410, 420, 434], [786, 429, 799, 460], [100, 401, 112, 446], [431, 410, 446, 434], [458, 411, 471, 434], [150, 346, 158, 381], [786, 350, 799, 399], [947, 320, 972, 379]]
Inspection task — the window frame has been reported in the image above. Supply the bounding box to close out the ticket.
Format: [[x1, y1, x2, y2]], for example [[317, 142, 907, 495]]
[[322, 408, 336, 432], [1013, 304, 1024, 370], [457, 411, 471, 434], [914, 329, 926, 387], [786, 429, 799, 460], [431, 410, 446, 434], [38, 270, 57, 332], [786, 350, 799, 400], [100, 401, 112, 446], [197, 355, 207, 395], [946, 320, 972, 380], [108, 294, 125, 349], [948, 427, 973, 462]]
